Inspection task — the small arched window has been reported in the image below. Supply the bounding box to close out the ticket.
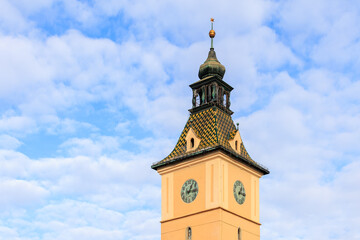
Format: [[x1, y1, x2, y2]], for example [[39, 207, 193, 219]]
[[190, 138, 195, 148], [235, 140, 238, 150], [195, 94, 200, 107], [238, 227, 242, 240], [186, 227, 192, 240]]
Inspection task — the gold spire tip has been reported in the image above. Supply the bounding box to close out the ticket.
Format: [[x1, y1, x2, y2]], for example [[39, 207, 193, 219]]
[[209, 18, 215, 38]]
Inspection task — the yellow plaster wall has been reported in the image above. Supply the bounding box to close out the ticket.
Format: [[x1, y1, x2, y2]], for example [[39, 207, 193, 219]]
[[220, 160, 229, 209], [161, 208, 260, 240], [221, 209, 260, 240], [172, 160, 206, 218], [250, 175, 259, 222], [161, 208, 221, 240], [226, 157, 261, 223], [157, 151, 263, 239], [205, 159, 220, 209], [161, 172, 174, 221]]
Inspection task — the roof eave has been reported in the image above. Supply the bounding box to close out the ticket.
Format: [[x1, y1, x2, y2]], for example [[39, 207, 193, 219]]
[[189, 75, 234, 91], [151, 145, 269, 175]]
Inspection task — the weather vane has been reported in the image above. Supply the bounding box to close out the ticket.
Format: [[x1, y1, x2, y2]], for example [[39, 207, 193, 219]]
[[209, 18, 215, 48]]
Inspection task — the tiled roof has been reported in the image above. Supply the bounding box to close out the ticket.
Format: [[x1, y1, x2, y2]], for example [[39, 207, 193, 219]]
[[228, 129, 237, 140], [153, 107, 254, 167]]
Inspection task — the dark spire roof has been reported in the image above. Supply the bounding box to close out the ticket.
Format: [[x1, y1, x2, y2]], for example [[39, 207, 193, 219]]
[[198, 48, 226, 80]]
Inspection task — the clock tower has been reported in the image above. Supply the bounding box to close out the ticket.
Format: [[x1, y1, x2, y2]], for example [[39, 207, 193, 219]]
[[151, 19, 269, 240]]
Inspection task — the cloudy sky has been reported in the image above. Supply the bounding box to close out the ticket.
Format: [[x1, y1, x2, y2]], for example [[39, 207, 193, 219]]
[[0, 0, 360, 239]]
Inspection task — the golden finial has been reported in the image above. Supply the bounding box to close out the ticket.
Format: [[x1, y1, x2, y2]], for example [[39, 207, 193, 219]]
[[209, 18, 215, 48]]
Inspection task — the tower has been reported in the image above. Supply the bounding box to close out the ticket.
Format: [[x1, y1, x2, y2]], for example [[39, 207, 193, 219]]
[[151, 19, 269, 240]]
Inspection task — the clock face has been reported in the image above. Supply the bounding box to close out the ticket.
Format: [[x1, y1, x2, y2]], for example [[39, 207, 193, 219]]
[[181, 179, 199, 203], [233, 180, 246, 204]]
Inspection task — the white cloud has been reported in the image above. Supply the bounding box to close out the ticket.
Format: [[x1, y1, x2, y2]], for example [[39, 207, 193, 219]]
[[0, 136, 161, 239], [261, 159, 360, 239], [0, 0, 31, 34], [42, 116, 98, 135], [0, 29, 187, 137], [0, 135, 22, 149], [225, 26, 302, 70], [311, 11, 360, 72], [0, 179, 49, 209], [0, 0, 360, 239], [8, 0, 56, 15], [0, 152, 161, 239], [0, 226, 21, 240], [36, 200, 125, 228], [234, 66, 360, 239], [43, 227, 123, 240], [0, 115, 37, 135], [92, 0, 275, 42], [59, 136, 120, 157], [115, 121, 130, 135], [61, 0, 97, 27], [0, 150, 29, 179]]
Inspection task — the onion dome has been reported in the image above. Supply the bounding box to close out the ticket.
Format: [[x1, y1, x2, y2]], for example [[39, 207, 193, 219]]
[[198, 48, 226, 79], [198, 18, 226, 79]]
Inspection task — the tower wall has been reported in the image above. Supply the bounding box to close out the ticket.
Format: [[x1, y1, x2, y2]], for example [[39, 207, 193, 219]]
[[161, 208, 260, 240], [158, 151, 262, 240]]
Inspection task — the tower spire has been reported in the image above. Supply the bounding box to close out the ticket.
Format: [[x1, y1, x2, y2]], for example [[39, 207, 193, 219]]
[[209, 18, 215, 49], [151, 20, 269, 240], [198, 18, 225, 81]]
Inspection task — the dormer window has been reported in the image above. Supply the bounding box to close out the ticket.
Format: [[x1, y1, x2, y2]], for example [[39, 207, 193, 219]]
[[185, 128, 201, 152], [229, 131, 243, 153]]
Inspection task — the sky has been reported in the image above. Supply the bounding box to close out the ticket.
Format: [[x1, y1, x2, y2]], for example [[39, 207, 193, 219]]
[[0, 0, 359, 239]]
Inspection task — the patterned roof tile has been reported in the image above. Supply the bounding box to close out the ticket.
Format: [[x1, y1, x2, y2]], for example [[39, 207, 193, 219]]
[[156, 107, 253, 165]]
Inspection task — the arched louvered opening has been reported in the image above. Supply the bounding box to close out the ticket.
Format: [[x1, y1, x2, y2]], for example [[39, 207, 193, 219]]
[[238, 227, 242, 240], [186, 227, 192, 240]]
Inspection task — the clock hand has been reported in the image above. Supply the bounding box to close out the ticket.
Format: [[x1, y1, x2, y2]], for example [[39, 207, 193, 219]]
[[188, 184, 193, 193], [186, 184, 191, 194]]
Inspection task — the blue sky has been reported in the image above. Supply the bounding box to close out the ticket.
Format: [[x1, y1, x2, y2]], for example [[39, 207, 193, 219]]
[[0, 0, 360, 239]]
